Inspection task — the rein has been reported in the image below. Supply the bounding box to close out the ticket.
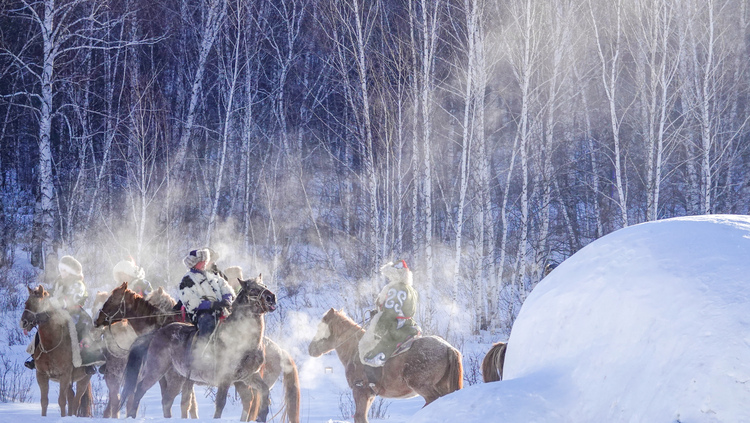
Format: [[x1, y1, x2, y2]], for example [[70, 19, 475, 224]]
[[24, 308, 65, 356], [329, 317, 366, 353]]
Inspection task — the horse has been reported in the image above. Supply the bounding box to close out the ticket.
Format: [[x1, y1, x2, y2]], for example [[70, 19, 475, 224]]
[[240, 337, 301, 423], [94, 282, 195, 418], [120, 275, 277, 419], [308, 308, 463, 423], [20, 285, 93, 417], [481, 342, 507, 383]]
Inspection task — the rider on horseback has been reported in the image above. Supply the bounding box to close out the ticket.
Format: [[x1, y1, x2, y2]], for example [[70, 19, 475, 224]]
[[358, 260, 421, 388], [178, 248, 236, 339], [25, 255, 105, 373], [113, 258, 153, 297]]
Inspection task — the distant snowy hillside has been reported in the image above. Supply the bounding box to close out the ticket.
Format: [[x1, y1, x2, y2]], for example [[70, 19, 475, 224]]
[[413, 215, 750, 423]]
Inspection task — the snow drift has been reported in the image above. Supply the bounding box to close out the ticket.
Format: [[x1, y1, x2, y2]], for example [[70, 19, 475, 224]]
[[413, 215, 750, 422]]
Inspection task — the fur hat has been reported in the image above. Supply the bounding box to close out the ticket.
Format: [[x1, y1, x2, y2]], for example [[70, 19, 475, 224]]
[[183, 248, 211, 269], [380, 259, 412, 285], [58, 255, 83, 278], [223, 266, 243, 289], [113, 259, 145, 283]]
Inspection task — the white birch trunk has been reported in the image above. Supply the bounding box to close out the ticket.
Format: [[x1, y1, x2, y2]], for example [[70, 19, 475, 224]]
[[172, 0, 227, 171], [591, 0, 628, 227]]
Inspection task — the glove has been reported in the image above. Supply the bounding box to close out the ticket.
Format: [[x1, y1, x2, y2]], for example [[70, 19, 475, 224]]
[[212, 299, 230, 312], [197, 300, 212, 311]]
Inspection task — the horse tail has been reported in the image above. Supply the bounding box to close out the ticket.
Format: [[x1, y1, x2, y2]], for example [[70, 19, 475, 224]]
[[119, 332, 154, 410], [78, 380, 93, 416], [442, 345, 463, 393], [481, 342, 507, 383], [280, 350, 301, 423]]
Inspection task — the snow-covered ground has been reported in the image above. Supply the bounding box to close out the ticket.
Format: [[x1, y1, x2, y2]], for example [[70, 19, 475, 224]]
[[413, 215, 750, 423], [3, 214, 750, 422]]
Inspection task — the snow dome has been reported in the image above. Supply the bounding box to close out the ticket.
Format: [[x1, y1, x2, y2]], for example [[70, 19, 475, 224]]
[[413, 215, 750, 422]]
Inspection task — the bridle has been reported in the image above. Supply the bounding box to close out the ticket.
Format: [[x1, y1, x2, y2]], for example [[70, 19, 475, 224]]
[[22, 304, 64, 355], [98, 292, 128, 326], [235, 285, 276, 314]]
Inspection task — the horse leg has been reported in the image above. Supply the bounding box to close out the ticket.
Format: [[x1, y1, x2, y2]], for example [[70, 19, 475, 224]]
[[181, 380, 197, 419], [213, 381, 231, 418], [72, 377, 90, 416], [352, 387, 375, 423], [58, 377, 71, 417], [159, 376, 180, 418], [234, 382, 254, 422], [248, 374, 271, 423], [104, 372, 119, 418], [128, 361, 169, 418], [37, 372, 49, 416]]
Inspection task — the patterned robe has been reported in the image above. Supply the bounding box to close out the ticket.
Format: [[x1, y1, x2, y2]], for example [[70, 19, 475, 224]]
[[358, 279, 420, 366], [178, 268, 236, 322]]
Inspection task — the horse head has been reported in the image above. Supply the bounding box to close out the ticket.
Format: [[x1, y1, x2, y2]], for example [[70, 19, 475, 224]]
[[235, 274, 277, 314], [20, 285, 51, 334], [94, 282, 130, 327], [308, 308, 346, 357]]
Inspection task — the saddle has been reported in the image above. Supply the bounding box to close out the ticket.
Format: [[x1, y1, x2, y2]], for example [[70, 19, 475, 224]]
[[390, 332, 421, 358], [363, 332, 421, 392]]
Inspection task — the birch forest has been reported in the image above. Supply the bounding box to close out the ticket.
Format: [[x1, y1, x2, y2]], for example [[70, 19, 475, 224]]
[[1, 0, 749, 336]]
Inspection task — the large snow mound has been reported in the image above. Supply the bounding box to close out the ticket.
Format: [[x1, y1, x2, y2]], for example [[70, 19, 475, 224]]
[[414, 215, 750, 422]]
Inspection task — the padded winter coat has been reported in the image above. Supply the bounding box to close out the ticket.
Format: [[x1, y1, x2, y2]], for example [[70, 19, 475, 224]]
[[178, 268, 236, 321], [51, 274, 88, 310], [358, 280, 420, 366]]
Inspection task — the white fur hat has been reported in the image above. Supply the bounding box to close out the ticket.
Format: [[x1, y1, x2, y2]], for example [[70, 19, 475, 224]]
[[113, 259, 145, 282], [223, 266, 243, 288], [58, 255, 83, 278], [380, 259, 412, 285], [183, 248, 211, 269]]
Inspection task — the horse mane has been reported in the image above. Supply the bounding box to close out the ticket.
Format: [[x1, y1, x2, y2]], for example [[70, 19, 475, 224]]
[[146, 287, 176, 312], [327, 309, 365, 336]]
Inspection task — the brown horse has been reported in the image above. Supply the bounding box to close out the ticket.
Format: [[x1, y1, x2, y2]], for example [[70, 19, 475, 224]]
[[308, 308, 463, 423], [120, 275, 277, 419], [481, 342, 507, 382], [20, 285, 93, 417], [240, 337, 301, 423], [94, 282, 196, 418]]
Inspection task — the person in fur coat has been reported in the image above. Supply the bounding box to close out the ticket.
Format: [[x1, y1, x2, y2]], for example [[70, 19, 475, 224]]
[[358, 260, 421, 370], [178, 248, 236, 339], [113, 258, 153, 296], [25, 255, 104, 372]]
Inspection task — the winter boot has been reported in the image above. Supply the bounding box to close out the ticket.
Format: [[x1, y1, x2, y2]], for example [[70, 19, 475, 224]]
[[24, 357, 35, 370]]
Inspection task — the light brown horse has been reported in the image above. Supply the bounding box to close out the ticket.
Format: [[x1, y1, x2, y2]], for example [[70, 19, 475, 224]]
[[94, 282, 196, 418], [120, 276, 277, 419], [481, 342, 507, 383], [240, 337, 301, 423], [308, 308, 463, 423], [20, 285, 93, 417]]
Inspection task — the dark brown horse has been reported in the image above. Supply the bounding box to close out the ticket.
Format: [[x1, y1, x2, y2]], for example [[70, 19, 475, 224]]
[[308, 308, 463, 423], [20, 285, 93, 417], [241, 337, 301, 423], [481, 341, 507, 382], [120, 276, 277, 419], [94, 282, 195, 418]]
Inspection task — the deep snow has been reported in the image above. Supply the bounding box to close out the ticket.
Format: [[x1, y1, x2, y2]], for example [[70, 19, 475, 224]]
[[3, 215, 750, 423], [413, 215, 750, 423]]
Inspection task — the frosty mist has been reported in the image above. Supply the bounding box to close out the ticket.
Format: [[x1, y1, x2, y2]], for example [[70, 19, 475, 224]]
[[3, 0, 750, 348]]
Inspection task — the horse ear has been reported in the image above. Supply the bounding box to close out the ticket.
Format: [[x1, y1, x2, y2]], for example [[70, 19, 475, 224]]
[[119, 281, 128, 290], [257, 273, 262, 281]]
